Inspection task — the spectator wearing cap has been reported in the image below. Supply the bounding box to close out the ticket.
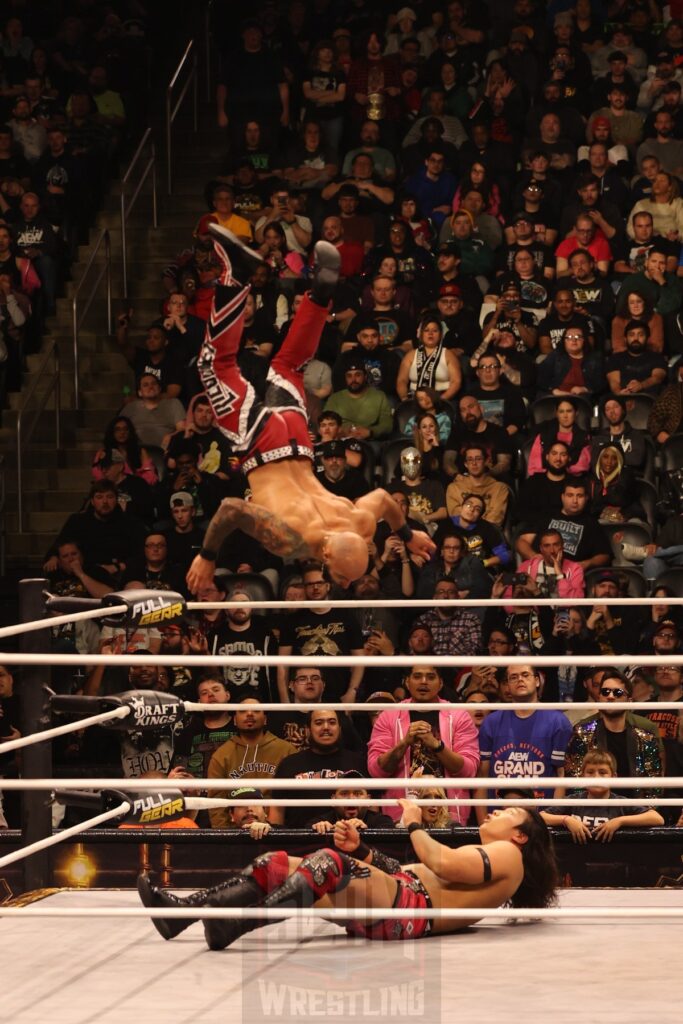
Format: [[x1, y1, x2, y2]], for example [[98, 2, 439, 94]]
[[226, 786, 272, 839], [207, 698, 297, 828], [432, 240, 483, 313], [318, 440, 370, 500], [334, 314, 400, 396], [368, 663, 480, 825], [591, 50, 639, 111], [164, 491, 203, 572], [306, 770, 395, 833], [115, 312, 183, 402], [500, 212, 556, 279], [583, 570, 642, 656], [404, 146, 457, 229], [644, 80, 683, 139], [323, 359, 393, 440], [439, 209, 495, 280], [435, 283, 481, 356], [637, 48, 683, 115], [587, 83, 644, 149]]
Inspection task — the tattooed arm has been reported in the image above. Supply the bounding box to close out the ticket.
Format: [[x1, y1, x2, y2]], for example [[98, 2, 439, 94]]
[[186, 498, 311, 593]]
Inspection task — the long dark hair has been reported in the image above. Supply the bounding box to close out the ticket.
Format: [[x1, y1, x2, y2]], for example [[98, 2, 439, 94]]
[[508, 809, 560, 909], [102, 416, 143, 471]]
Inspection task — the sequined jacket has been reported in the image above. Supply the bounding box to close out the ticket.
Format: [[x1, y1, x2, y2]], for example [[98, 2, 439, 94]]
[[565, 713, 663, 797]]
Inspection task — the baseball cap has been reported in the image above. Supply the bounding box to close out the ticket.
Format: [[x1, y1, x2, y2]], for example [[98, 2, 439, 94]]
[[592, 116, 611, 129], [608, 50, 627, 62], [396, 7, 416, 21], [655, 619, 679, 635], [439, 282, 462, 297], [322, 440, 347, 458], [512, 210, 533, 224], [340, 768, 365, 779], [170, 491, 194, 508], [438, 239, 459, 256], [353, 313, 380, 333], [229, 786, 263, 801], [343, 356, 367, 373], [656, 48, 675, 62], [365, 691, 396, 705], [554, 12, 573, 27], [595, 569, 621, 585], [607, 82, 628, 94]]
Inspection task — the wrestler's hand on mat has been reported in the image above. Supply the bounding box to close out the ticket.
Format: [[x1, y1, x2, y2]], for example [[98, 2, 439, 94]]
[[592, 819, 622, 843], [406, 530, 436, 560], [333, 819, 362, 853], [564, 815, 592, 844], [397, 799, 422, 828], [186, 554, 216, 595], [311, 820, 335, 834]]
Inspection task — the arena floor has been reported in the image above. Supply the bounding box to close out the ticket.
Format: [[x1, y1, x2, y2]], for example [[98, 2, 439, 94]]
[[2, 887, 682, 1024]]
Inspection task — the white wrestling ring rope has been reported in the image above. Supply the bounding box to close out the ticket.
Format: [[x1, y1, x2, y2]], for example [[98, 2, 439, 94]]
[[1, 593, 680, 932], [4, 593, 683, 645], [1, 906, 683, 921]]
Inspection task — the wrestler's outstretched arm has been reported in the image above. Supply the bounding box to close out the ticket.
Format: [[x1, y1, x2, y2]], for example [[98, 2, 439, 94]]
[[355, 489, 437, 560], [398, 800, 519, 884], [187, 497, 311, 593]]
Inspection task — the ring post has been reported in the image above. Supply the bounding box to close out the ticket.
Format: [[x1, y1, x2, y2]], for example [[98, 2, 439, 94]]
[[19, 578, 52, 891]]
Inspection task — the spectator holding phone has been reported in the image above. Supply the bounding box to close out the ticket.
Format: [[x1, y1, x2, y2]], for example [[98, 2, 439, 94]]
[[254, 183, 313, 254]]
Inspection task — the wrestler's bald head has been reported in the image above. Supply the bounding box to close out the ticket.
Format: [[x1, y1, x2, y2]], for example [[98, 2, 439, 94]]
[[322, 532, 369, 588]]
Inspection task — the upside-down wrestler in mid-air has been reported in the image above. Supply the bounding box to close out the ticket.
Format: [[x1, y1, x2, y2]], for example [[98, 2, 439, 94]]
[[138, 802, 560, 950], [186, 226, 436, 591]]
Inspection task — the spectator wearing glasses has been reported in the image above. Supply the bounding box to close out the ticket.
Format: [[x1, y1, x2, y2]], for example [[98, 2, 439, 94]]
[[416, 532, 492, 601], [564, 670, 663, 795], [277, 562, 365, 704], [443, 491, 512, 573], [474, 663, 573, 824], [446, 444, 511, 528], [467, 353, 528, 437], [537, 323, 605, 400]]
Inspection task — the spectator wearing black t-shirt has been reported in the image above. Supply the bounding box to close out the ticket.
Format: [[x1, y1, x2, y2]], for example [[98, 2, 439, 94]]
[[217, 21, 289, 138], [164, 491, 204, 572], [270, 710, 366, 828], [499, 212, 556, 279], [516, 478, 611, 572], [318, 440, 369, 500], [277, 563, 365, 704], [468, 353, 528, 436], [453, 395, 515, 479], [116, 313, 183, 401]]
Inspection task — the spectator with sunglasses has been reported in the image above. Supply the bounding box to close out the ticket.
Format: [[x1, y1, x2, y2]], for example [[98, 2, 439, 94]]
[[564, 669, 663, 795]]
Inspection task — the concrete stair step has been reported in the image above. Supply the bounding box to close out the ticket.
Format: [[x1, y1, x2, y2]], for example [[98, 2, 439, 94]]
[[5, 510, 67, 534], [5, 531, 55, 561]]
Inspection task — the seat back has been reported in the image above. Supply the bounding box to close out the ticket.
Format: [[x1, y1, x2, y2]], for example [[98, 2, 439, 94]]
[[584, 566, 647, 597], [213, 571, 275, 613], [530, 395, 592, 431], [651, 567, 683, 597]]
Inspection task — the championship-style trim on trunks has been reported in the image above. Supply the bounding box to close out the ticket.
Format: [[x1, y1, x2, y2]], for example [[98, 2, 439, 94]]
[[242, 441, 315, 473]]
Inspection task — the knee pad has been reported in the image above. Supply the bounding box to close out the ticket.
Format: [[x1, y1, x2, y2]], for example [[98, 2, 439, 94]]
[[245, 849, 291, 895], [294, 849, 354, 899]]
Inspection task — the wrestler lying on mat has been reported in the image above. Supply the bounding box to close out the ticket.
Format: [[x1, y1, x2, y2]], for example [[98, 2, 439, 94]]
[[138, 801, 560, 949], [186, 225, 435, 592]]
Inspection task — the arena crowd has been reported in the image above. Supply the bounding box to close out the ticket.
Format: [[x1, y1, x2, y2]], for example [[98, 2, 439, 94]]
[[1, 0, 682, 838]]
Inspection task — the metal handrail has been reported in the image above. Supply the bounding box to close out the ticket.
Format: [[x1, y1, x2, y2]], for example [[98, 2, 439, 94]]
[[166, 38, 198, 193], [71, 229, 112, 411], [16, 341, 60, 533], [120, 128, 158, 297]]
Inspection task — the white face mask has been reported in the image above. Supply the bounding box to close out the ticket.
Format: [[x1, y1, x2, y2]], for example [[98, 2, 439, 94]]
[[401, 447, 422, 480]]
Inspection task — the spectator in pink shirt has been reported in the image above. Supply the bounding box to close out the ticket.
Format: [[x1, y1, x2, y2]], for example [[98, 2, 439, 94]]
[[367, 664, 480, 825]]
